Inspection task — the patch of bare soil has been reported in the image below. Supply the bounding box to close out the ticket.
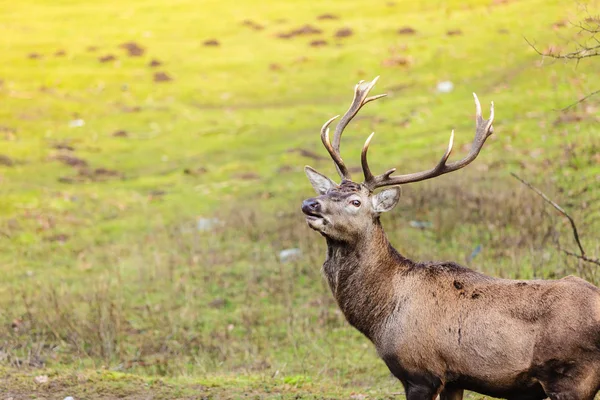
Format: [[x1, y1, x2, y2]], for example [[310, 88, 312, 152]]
[[148, 58, 162, 67], [28, 53, 42, 59], [53, 154, 88, 168], [309, 39, 328, 47], [0, 155, 14, 166], [52, 143, 75, 151], [119, 41, 145, 56], [235, 172, 261, 181], [54, 49, 66, 56], [334, 27, 353, 38], [183, 166, 207, 175], [59, 167, 123, 184], [287, 148, 327, 161], [277, 24, 322, 39], [552, 20, 567, 30], [241, 19, 264, 30], [382, 55, 412, 67], [121, 105, 141, 113], [112, 130, 128, 137], [45, 233, 69, 243], [277, 164, 294, 173], [98, 54, 116, 62], [498, 28, 509, 34], [397, 26, 417, 35], [553, 113, 584, 126], [0, 125, 15, 133], [203, 39, 220, 46], [269, 63, 282, 71], [317, 14, 338, 20], [153, 72, 173, 82], [86, 45, 98, 52], [447, 29, 463, 36]]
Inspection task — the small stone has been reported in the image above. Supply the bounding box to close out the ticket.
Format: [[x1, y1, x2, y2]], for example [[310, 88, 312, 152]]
[[197, 217, 221, 232], [436, 81, 454, 93], [34, 375, 49, 384], [279, 248, 302, 263]]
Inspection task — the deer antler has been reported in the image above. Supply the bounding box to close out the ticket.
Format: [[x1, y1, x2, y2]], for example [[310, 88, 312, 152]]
[[361, 93, 494, 191], [320, 77, 387, 181]]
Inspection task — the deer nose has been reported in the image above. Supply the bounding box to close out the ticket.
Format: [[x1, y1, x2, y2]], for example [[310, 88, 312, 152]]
[[302, 198, 321, 214]]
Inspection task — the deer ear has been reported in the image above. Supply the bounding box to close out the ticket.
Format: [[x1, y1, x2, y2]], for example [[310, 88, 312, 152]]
[[372, 187, 401, 213], [304, 166, 338, 195]]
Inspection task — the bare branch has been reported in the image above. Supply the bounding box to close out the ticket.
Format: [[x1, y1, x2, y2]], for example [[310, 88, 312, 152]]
[[557, 88, 600, 111], [511, 173, 600, 266]]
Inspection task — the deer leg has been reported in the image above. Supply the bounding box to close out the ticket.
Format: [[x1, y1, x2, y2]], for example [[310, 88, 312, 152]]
[[405, 384, 443, 400], [539, 364, 600, 400], [439, 387, 463, 400]]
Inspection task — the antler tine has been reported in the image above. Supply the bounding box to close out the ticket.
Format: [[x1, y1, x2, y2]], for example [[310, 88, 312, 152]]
[[332, 77, 386, 154], [320, 76, 386, 181], [320, 115, 351, 179], [363, 93, 495, 191]]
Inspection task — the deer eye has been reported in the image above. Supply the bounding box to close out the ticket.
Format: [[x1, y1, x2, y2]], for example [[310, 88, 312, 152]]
[[350, 200, 361, 207]]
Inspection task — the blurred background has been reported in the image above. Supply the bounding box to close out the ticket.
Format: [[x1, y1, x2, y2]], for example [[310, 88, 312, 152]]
[[1, 0, 599, 398]]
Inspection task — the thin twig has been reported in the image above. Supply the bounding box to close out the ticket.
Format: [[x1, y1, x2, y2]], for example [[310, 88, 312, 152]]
[[511, 173, 600, 266], [557, 89, 600, 111]]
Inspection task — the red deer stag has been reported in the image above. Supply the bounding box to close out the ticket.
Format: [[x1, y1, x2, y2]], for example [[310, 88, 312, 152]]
[[301, 77, 600, 400]]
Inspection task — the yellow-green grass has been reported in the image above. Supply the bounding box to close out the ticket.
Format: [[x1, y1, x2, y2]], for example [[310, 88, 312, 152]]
[[1, 0, 599, 397]]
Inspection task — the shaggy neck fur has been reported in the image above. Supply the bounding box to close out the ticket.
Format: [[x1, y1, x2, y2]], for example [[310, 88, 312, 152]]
[[323, 218, 413, 340]]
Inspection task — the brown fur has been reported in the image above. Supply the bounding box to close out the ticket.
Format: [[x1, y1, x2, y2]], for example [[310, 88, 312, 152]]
[[302, 177, 600, 400]]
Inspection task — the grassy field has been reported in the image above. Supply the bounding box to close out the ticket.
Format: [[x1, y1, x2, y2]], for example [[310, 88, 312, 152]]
[[1, 0, 599, 398]]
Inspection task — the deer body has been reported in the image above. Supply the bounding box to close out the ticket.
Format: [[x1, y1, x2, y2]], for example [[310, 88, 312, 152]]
[[301, 78, 600, 399]]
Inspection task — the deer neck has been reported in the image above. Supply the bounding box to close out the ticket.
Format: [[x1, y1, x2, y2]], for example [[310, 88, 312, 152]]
[[323, 219, 411, 339]]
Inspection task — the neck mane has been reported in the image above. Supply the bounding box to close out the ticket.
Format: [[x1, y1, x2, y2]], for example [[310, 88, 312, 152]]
[[323, 218, 413, 340]]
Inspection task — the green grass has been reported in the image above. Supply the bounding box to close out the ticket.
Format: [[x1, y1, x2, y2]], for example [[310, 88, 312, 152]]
[[1, 0, 599, 398]]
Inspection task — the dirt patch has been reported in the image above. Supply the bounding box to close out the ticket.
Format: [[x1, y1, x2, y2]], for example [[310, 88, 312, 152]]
[[98, 54, 116, 62], [153, 72, 173, 82], [269, 63, 282, 71], [53, 155, 88, 168], [183, 166, 207, 175], [203, 39, 220, 46], [552, 20, 567, 30], [397, 26, 417, 35], [59, 167, 123, 184], [235, 172, 261, 180], [121, 105, 141, 113], [28, 53, 42, 59], [52, 143, 75, 151], [498, 28, 509, 34], [208, 298, 227, 308], [0, 155, 14, 166], [317, 14, 339, 20], [277, 165, 294, 173], [148, 59, 162, 67], [287, 148, 327, 161], [86, 45, 98, 52], [241, 19, 264, 30], [309, 39, 328, 47], [112, 130, 128, 137], [93, 168, 121, 177], [447, 29, 463, 36], [0, 125, 16, 133], [334, 27, 353, 38], [382, 55, 412, 67], [119, 41, 145, 56], [278, 24, 322, 39], [45, 233, 69, 243], [54, 49, 66, 57], [553, 113, 584, 126]]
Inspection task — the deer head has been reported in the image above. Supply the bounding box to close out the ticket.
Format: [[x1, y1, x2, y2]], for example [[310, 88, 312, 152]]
[[302, 77, 495, 243]]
